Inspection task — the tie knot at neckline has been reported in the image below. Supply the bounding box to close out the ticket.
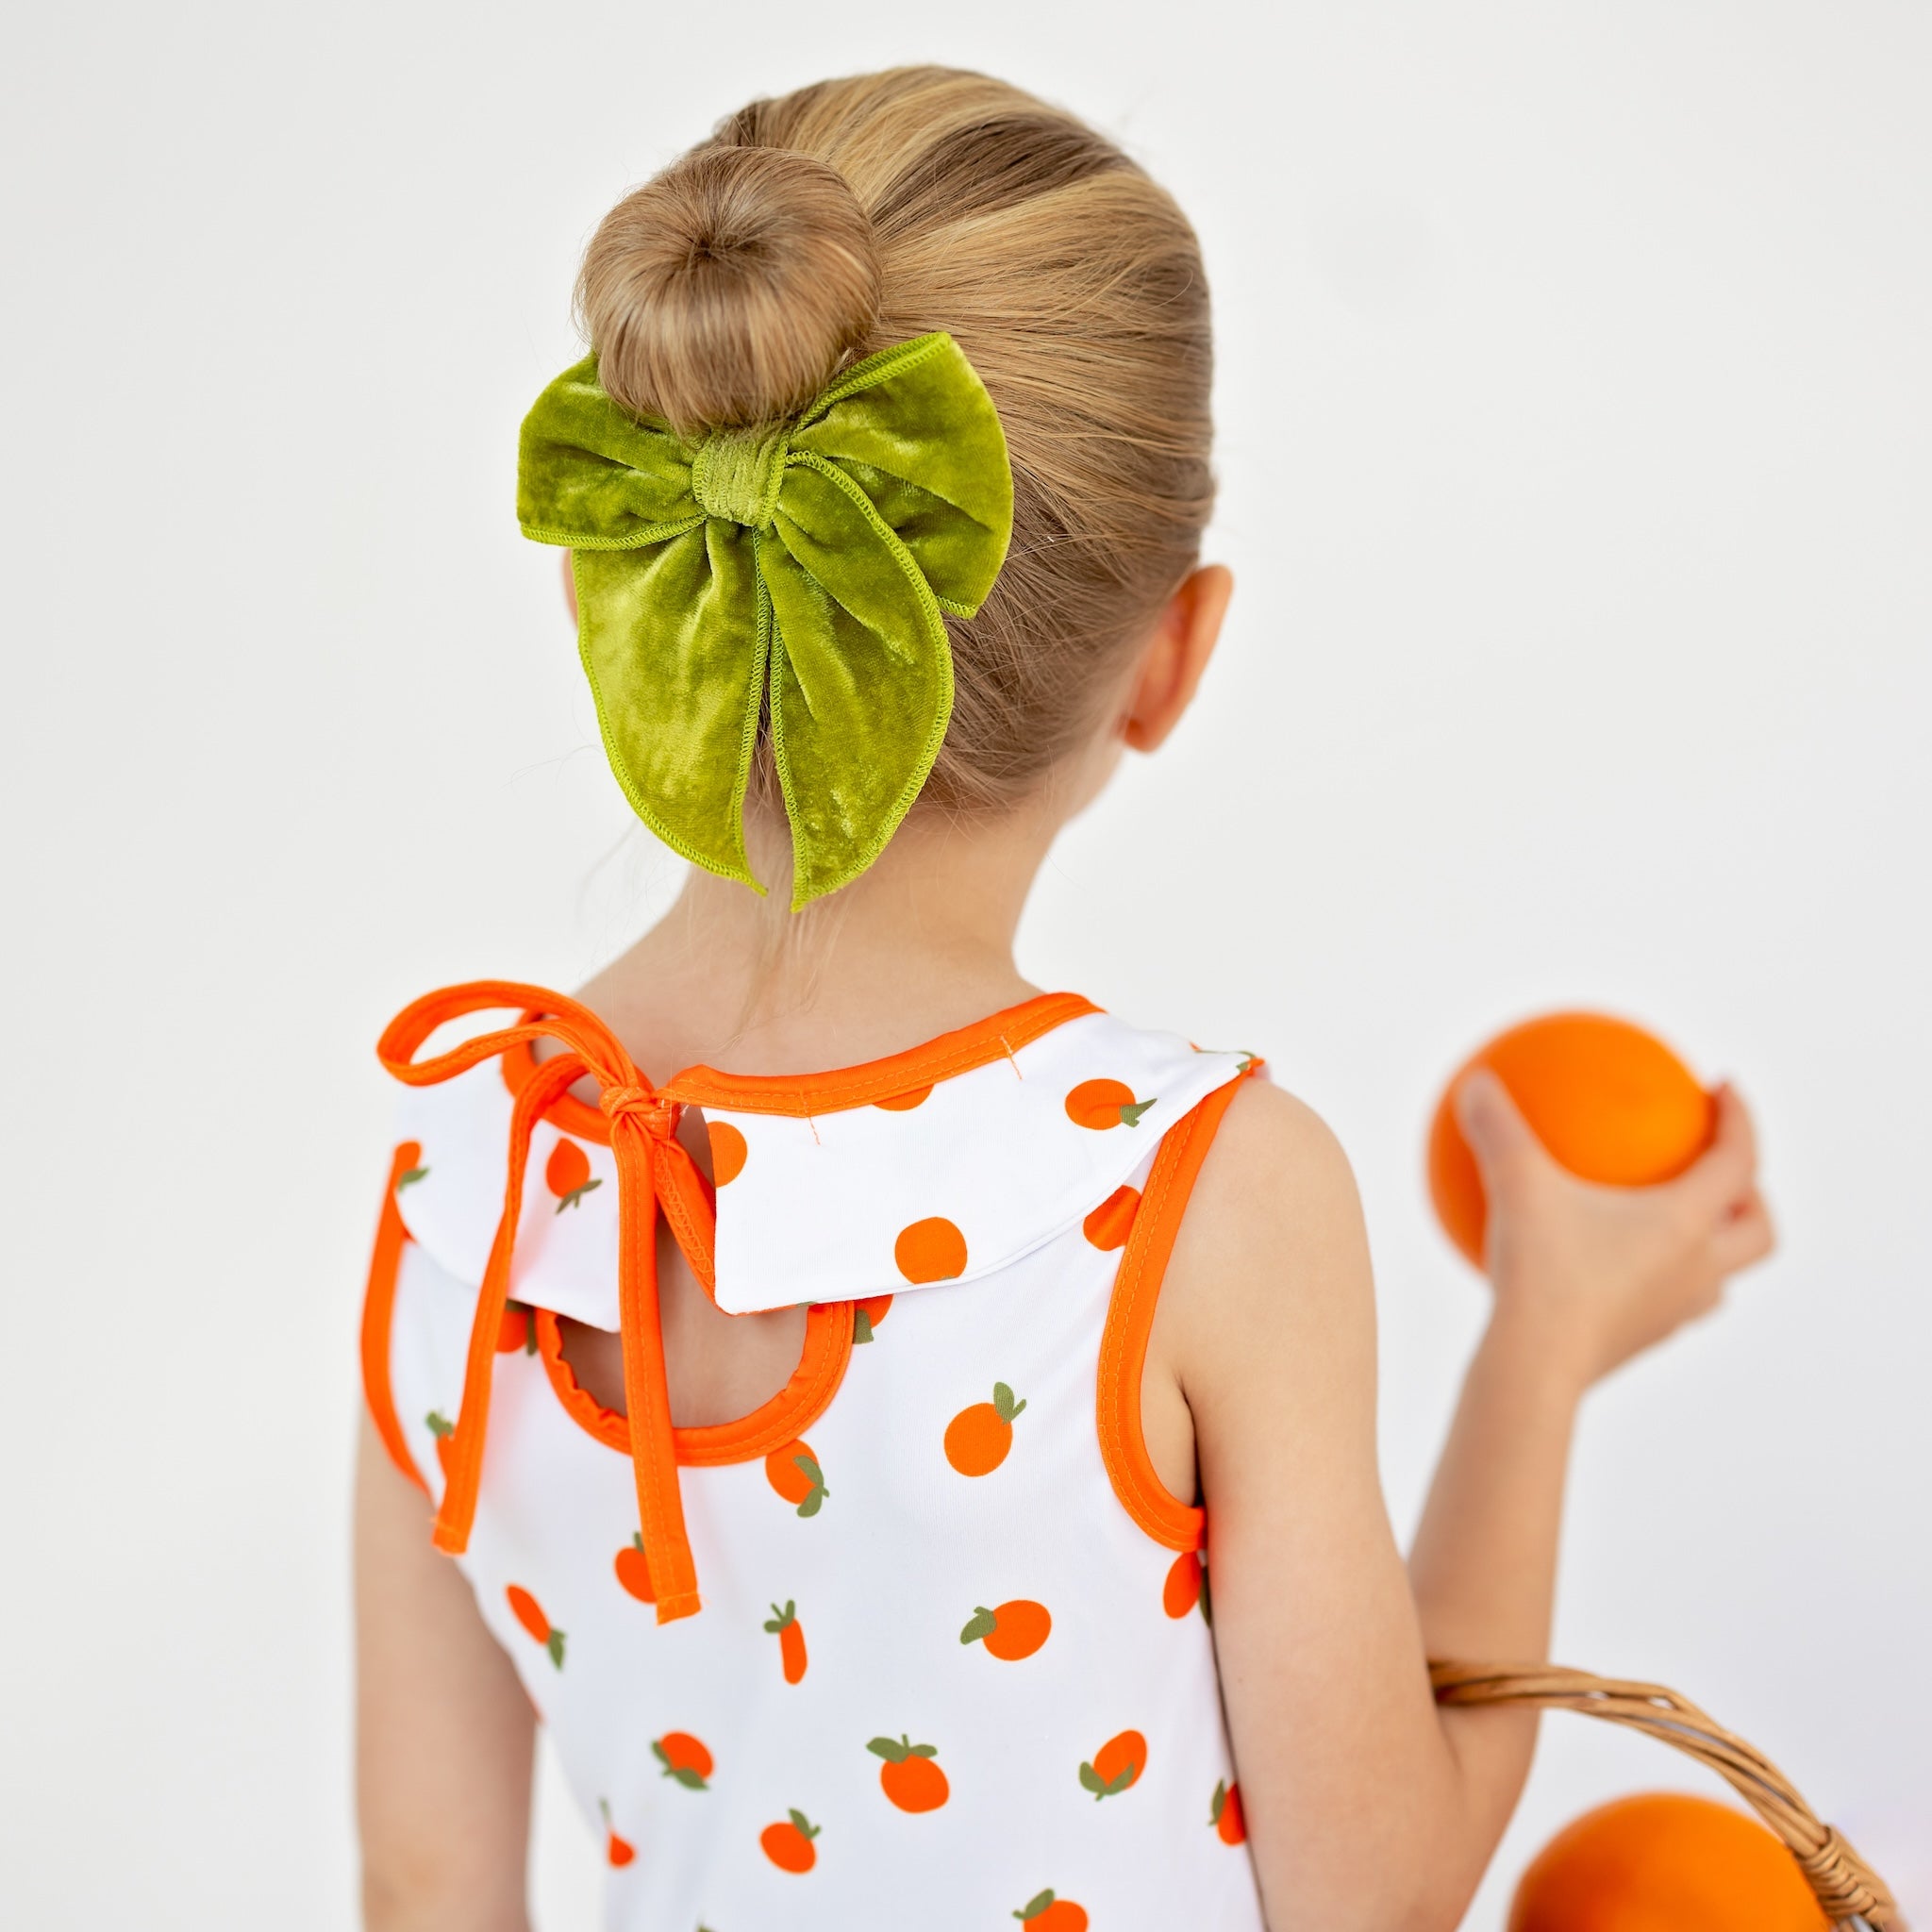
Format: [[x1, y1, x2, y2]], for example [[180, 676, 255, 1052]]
[[601, 1082, 679, 1137]]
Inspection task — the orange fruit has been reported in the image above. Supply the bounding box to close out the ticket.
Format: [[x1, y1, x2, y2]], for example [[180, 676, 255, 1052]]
[[1163, 1549, 1204, 1619], [652, 1731, 712, 1790], [959, 1599, 1052, 1661], [1065, 1077, 1158, 1130], [505, 1585, 565, 1669], [943, 1383, 1026, 1475], [895, 1215, 968, 1284], [707, 1119, 747, 1186], [874, 1083, 933, 1110], [761, 1809, 820, 1873], [1429, 1012, 1715, 1268], [612, 1533, 654, 1604], [1508, 1791, 1828, 1931], [1012, 1890, 1089, 1930], [545, 1137, 602, 1212], [597, 1799, 635, 1867], [1083, 1183, 1141, 1250], [868, 1735, 950, 1812], [1079, 1729, 1146, 1800], [765, 1439, 828, 1516], [495, 1301, 534, 1354], [1210, 1778, 1246, 1845]]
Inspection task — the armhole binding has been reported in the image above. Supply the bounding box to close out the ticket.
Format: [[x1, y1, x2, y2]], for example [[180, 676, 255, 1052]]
[[360, 1141, 429, 1495], [1096, 1071, 1251, 1550]]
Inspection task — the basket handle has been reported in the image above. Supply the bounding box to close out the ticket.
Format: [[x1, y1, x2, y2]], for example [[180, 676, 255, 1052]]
[[1428, 1661, 1901, 1930]]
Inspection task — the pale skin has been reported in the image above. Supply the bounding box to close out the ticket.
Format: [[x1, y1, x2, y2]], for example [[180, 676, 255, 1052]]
[[358, 556, 1774, 1931]]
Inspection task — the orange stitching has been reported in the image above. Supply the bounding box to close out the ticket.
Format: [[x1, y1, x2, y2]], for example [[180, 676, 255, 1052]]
[[1096, 1072, 1252, 1550], [360, 1141, 428, 1494], [535, 1301, 856, 1466]]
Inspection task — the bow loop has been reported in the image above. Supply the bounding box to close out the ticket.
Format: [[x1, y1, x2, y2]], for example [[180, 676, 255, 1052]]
[[518, 332, 1014, 907]]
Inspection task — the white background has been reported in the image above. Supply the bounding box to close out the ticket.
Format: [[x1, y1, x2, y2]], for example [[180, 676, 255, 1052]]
[[2, 3, 1926, 1925]]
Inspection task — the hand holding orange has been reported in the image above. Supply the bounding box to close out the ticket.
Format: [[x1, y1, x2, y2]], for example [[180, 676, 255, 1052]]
[[1428, 1012, 1716, 1269], [1427, 1011, 1774, 1390]]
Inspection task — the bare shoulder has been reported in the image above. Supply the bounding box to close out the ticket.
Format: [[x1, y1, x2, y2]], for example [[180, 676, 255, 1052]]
[[1158, 1076, 1378, 1412]]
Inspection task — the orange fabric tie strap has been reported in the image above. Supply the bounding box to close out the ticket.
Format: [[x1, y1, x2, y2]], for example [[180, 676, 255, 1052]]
[[376, 981, 713, 1623]]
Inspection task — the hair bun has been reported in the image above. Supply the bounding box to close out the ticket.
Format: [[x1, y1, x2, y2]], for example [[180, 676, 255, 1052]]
[[576, 146, 882, 438]]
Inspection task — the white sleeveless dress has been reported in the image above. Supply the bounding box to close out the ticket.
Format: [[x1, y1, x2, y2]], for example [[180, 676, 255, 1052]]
[[362, 982, 1267, 1931]]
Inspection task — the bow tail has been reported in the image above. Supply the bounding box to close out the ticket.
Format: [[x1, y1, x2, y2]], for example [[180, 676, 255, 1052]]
[[611, 1121, 702, 1622], [432, 1053, 584, 1555]]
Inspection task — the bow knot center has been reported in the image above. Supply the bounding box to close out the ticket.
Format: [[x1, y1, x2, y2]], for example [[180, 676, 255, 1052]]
[[600, 1082, 679, 1138], [691, 425, 790, 529]]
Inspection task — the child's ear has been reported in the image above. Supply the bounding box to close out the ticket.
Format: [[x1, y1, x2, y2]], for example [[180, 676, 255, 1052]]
[[1123, 564, 1234, 752], [561, 551, 578, 625]]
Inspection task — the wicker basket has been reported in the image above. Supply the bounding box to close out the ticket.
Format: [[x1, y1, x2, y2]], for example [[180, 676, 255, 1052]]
[[1429, 1661, 1901, 1930]]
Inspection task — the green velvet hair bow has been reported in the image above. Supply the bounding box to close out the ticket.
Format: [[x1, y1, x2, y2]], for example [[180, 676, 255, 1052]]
[[517, 332, 1014, 906]]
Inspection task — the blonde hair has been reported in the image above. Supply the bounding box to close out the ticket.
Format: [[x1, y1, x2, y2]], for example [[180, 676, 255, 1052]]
[[576, 66, 1214, 823]]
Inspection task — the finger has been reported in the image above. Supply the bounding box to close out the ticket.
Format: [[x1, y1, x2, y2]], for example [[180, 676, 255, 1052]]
[[1673, 1083, 1759, 1218], [1454, 1068, 1554, 1187], [1708, 1185, 1776, 1274]]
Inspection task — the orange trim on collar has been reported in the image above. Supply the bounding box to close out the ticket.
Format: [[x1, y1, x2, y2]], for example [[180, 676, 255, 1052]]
[[498, 989, 1100, 1138], [1095, 1069, 1256, 1552], [532, 1303, 856, 1466], [360, 1141, 428, 1496]]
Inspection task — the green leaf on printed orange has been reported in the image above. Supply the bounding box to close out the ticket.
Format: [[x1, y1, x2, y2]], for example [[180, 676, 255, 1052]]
[[853, 1307, 874, 1342], [1015, 1895, 1058, 1924], [545, 1628, 566, 1670], [1119, 1097, 1158, 1127], [555, 1176, 604, 1213], [396, 1166, 429, 1191], [1210, 1779, 1229, 1826], [1078, 1758, 1137, 1800], [652, 1739, 708, 1789], [788, 1808, 820, 1839], [792, 1454, 828, 1518], [960, 1607, 999, 1646], [425, 1411, 453, 1438], [764, 1600, 797, 1633], [867, 1734, 938, 1761], [992, 1383, 1026, 1423]]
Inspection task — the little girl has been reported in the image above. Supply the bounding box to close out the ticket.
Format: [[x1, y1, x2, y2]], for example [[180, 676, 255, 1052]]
[[355, 66, 1773, 1932]]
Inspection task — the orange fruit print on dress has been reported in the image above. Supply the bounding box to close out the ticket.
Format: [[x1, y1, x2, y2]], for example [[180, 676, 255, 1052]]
[[1163, 1549, 1204, 1619], [613, 1532, 654, 1604], [765, 1438, 829, 1516], [597, 1797, 636, 1867], [505, 1584, 565, 1669], [959, 1599, 1052, 1660], [1210, 1778, 1246, 1845], [894, 1215, 968, 1283], [1065, 1077, 1158, 1129], [706, 1119, 747, 1185], [944, 1382, 1026, 1474], [852, 1292, 893, 1343], [867, 1735, 950, 1812], [1013, 1891, 1089, 1931], [760, 1808, 821, 1872], [652, 1732, 713, 1790], [545, 1137, 602, 1212], [1083, 1183, 1141, 1250], [1079, 1728, 1147, 1799]]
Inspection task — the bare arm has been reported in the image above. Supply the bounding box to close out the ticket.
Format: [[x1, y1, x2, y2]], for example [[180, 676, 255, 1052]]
[[356, 1413, 537, 1932], [1156, 1072, 1771, 1931]]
